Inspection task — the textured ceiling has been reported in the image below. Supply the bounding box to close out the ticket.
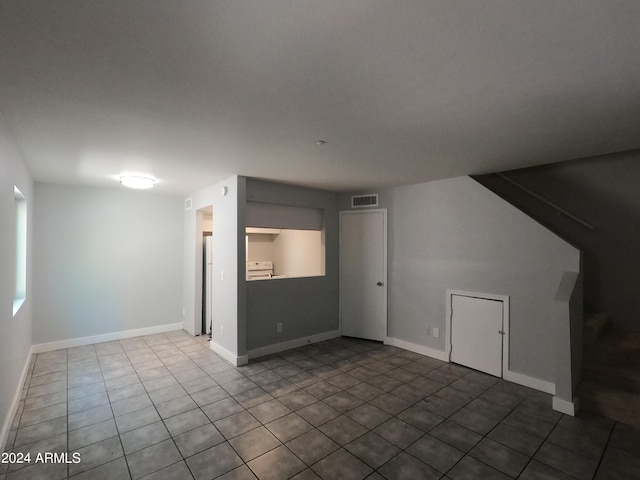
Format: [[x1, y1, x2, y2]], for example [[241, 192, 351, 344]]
[[1, 1, 639, 195]]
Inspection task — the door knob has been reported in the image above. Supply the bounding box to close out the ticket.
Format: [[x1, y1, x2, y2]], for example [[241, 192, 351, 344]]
[[377, 281, 384, 286]]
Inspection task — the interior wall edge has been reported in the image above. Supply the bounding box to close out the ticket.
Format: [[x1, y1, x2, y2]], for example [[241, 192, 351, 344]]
[[383, 336, 449, 362], [0, 346, 34, 454], [247, 329, 341, 360], [31, 322, 184, 354], [552, 396, 578, 416], [210, 341, 249, 367], [502, 370, 556, 395]]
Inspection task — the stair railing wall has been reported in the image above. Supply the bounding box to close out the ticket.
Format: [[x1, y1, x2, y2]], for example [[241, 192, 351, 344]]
[[496, 173, 595, 231]]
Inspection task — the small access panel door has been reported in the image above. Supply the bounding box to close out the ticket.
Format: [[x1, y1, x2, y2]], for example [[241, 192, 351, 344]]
[[450, 294, 504, 377]]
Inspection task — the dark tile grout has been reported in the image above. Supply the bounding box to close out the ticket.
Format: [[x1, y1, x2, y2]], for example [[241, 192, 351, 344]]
[[2, 332, 639, 480]]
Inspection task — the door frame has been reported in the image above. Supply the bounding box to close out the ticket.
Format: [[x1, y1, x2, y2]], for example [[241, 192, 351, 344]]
[[445, 289, 510, 376], [339, 209, 388, 339]]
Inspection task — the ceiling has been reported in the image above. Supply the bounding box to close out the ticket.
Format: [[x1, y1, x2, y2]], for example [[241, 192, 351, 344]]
[[1, 1, 639, 195]]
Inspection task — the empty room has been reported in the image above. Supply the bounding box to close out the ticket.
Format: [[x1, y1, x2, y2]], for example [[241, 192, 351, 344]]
[[1, 2, 639, 480]]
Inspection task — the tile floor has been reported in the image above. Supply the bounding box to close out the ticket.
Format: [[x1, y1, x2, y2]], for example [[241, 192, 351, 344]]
[[2, 331, 639, 480]]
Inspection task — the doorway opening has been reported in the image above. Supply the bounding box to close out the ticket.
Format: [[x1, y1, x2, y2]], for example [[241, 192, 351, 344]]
[[198, 206, 213, 337]]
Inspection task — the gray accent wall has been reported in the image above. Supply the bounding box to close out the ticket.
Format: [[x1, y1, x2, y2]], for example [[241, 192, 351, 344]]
[[33, 184, 184, 344], [0, 116, 33, 449], [245, 178, 339, 351], [341, 176, 580, 383]]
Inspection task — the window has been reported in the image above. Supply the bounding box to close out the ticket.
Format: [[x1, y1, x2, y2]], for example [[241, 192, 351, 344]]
[[246, 227, 325, 280], [13, 186, 27, 315], [245, 202, 326, 280]]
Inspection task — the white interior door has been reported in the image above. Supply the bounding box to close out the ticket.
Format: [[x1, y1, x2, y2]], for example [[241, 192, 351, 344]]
[[450, 294, 504, 377], [340, 210, 387, 341]]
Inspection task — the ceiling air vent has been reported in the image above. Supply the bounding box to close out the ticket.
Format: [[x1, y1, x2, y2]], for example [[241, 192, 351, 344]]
[[351, 194, 379, 208]]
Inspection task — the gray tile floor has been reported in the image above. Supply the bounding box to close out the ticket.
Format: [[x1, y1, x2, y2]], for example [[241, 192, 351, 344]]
[[2, 331, 639, 480]]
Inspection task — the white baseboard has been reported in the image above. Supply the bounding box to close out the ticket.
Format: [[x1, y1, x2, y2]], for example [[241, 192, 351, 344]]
[[247, 330, 341, 360], [384, 337, 449, 362], [385, 337, 556, 396], [1, 346, 34, 454], [31, 322, 184, 354], [503, 370, 556, 395], [553, 396, 579, 416], [210, 341, 248, 367]]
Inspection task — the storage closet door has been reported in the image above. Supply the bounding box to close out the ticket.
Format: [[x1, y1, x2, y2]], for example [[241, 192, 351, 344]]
[[450, 294, 504, 377]]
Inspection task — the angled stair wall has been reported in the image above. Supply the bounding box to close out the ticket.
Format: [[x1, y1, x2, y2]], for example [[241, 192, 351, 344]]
[[473, 150, 640, 333], [474, 152, 640, 426]]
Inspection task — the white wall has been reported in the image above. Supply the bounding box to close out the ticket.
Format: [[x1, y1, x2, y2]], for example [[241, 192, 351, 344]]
[[202, 214, 212, 232], [341, 176, 580, 384], [0, 116, 33, 450], [247, 233, 276, 262], [247, 229, 323, 277], [33, 184, 184, 345], [272, 229, 323, 277]]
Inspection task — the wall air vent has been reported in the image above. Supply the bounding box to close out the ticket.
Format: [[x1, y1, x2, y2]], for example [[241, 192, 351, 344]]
[[185, 198, 193, 210], [351, 194, 379, 208]]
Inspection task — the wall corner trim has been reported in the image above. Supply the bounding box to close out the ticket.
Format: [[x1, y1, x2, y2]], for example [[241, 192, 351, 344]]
[[1, 346, 34, 454], [31, 322, 185, 354], [503, 370, 556, 395], [247, 330, 341, 360], [210, 341, 248, 367], [386, 336, 557, 396], [384, 337, 449, 362], [552, 396, 579, 416]]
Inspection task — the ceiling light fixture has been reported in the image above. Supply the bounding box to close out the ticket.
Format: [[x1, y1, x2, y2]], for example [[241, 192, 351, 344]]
[[120, 175, 156, 189], [315, 140, 327, 145]]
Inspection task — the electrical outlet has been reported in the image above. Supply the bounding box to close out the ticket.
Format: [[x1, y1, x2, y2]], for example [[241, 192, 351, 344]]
[[433, 327, 440, 338], [277, 323, 283, 333], [220, 325, 224, 335], [426, 326, 431, 336], [220, 270, 224, 280]]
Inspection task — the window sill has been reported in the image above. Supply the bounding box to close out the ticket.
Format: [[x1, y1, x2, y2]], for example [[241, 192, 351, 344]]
[[13, 298, 25, 316]]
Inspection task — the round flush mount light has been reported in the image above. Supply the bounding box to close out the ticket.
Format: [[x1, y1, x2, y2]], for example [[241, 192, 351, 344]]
[[315, 140, 327, 145], [120, 175, 156, 189]]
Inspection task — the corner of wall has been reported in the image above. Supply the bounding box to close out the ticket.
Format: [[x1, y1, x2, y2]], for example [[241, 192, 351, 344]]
[[236, 176, 247, 358], [0, 114, 34, 454], [553, 395, 578, 416], [184, 175, 245, 361]]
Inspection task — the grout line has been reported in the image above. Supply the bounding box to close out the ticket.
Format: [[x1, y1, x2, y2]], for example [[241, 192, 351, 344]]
[[12, 334, 630, 480], [120, 333, 197, 479], [66, 350, 69, 480], [480, 389, 543, 477], [92, 341, 130, 480], [516, 409, 564, 478], [592, 420, 616, 479]]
